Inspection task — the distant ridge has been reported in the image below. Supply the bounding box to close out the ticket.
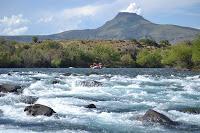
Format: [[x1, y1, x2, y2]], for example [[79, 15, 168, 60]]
[[1, 12, 200, 43]]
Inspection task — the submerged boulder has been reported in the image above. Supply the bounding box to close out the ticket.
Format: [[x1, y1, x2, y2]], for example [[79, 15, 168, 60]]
[[52, 80, 60, 84], [63, 73, 72, 76], [7, 73, 12, 76], [0, 93, 5, 97], [0, 109, 3, 115], [24, 104, 56, 117], [80, 80, 102, 87], [138, 109, 178, 126], [32, 77, 41, 81], [85, 72, 100, 76], [20, 96, 39, 104], [63, 73, 79, 76], [178, 107, 200, 114], [85, 104, 96, 109], [0, 84, 22, 94]]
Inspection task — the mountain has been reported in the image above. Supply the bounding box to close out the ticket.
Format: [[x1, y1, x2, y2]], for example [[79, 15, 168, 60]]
[[2, 12, 200, 43]]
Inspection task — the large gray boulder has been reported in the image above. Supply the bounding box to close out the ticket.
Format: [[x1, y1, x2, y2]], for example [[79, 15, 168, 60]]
[[0, 84, 22, 94], [138, 109, 178, 126], [24, 104, 56, 117]]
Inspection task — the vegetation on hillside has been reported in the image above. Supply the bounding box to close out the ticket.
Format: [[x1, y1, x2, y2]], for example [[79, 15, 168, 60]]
[[0, 36, 199, 70]]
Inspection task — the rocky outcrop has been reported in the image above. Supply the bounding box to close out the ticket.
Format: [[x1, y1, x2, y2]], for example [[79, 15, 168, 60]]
[[0, 84, 22, 94], [24, 104, 56, 117], [85, 104, 96, 109], [138, 109, 178, 126], [79, 80, 102, 87]]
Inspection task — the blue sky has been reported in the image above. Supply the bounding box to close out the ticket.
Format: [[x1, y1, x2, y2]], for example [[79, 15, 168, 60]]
[[0, 0, 200, 35]]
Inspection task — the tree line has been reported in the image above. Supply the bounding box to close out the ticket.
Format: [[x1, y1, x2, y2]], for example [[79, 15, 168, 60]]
[[0, 36, 199, 70]]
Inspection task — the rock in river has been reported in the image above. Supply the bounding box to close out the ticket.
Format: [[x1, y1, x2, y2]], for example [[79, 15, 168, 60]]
[[0, 93, 5, 97], [7, 73, 12, 76], [85, 104, 96, 109], [138, 109, 178, 126], [85, 72, 100, 76], [80, 80, 102, 87], [0, 84, 22, 94], [20, 96, 39, 104], [24, 104, 56, 117], [52, 80, 60, 84], [178, 107, 200, 114], [0, 109, 3, 115]]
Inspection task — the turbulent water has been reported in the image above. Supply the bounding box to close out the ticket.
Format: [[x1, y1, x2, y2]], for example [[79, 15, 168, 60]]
[[0, 68, 200, 133]]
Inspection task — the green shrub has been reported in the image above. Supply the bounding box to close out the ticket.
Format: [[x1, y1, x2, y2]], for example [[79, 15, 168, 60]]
[[0, 52, 11, 67], [192, 36, 200, 67], [159, 40, 171, 47], [162, 43, 192, 68], [130, 39, 138, 43], [139, 39, 158, 47], [92, 44, 120, 66], [120, 54, 135, 67], [51, 58, 61, 68], [36, 40, 61, 50], [32, 36, 38, 43], [136, 49, 162, 67]]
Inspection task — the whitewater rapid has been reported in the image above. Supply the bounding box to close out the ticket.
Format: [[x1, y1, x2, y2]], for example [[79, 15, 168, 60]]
[[0, 68, 199, 133]]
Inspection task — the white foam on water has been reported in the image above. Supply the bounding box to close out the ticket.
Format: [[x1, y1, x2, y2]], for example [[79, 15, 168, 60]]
[[127, 83, 141, 88], [0, 125, 89, 133], [169, 110, 200, 125], [23, 80, 69, 97], [0, 70, 200, 132], [185, 75, 200, 80], [32, 73, 51, 79]]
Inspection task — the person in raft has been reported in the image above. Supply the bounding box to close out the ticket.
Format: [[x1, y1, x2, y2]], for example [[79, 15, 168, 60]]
[[90, 63, 103, 69]]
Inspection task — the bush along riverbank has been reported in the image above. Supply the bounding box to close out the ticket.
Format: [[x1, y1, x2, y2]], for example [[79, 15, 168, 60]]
[[0, 36, 199, 70]]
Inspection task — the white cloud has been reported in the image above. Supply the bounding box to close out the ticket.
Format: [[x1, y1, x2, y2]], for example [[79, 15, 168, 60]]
[[121, 3, 142, 15], [62, 5, 100, 17], [43, 5, 101, 32], [0, 14, 29, 35], [38, 16, 53, 23], [130, 0, 200, 15], [2, 26, 28, 35], [0, 14, 29, 26]]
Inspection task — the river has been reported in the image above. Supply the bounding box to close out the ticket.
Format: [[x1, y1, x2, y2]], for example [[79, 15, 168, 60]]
[[0, 68, 199, 133]]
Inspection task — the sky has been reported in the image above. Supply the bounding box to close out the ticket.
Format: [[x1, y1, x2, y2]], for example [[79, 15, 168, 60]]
[[0, 0, 200, 35]]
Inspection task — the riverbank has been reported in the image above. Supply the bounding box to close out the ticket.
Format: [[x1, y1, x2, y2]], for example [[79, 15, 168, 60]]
[[0, 36, 199, 69]]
